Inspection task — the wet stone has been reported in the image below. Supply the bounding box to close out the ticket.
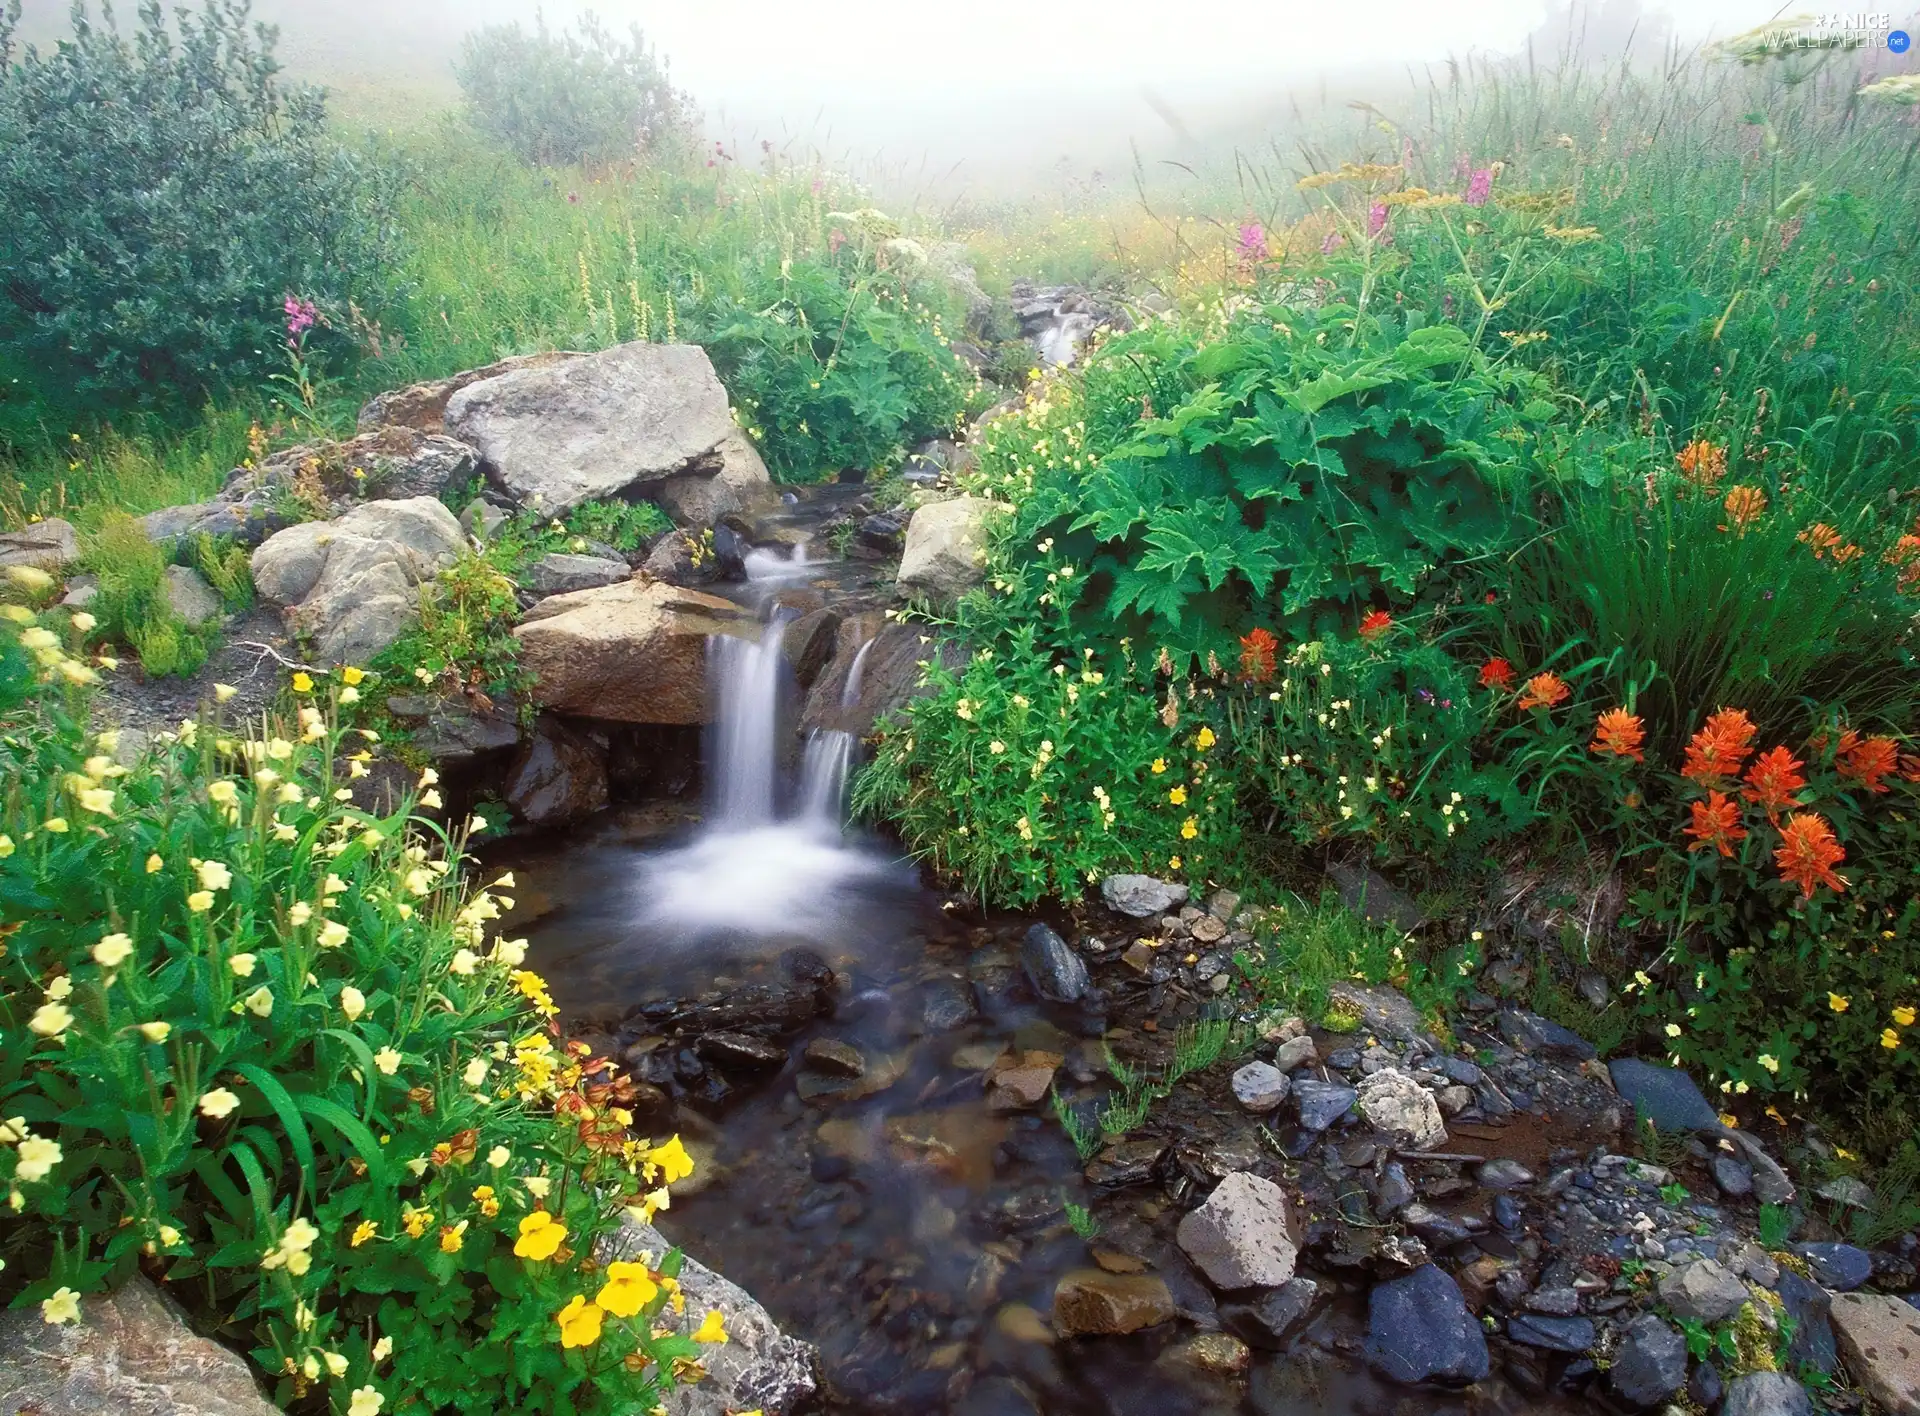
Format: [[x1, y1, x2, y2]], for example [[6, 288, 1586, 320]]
[[919, 978, 978, 1032], [1609, 1057, 1719, 1133], [1492, 1194, 1522, 1231], [1218, 1277, 1322, 1351], [1829, 1292, 1920, 1415], [696, 1032, 788, 1069], [1609, 1314, 1689, 1408], [985, 1051, 1062, 1111], [1524, 1286, 1580, 1316], [1363, 1264, 1490, 1386], [1085, 1139, 1167, 1188], [1294, 1079, 1358, 1132], [1374, 1162, 1415, 1216], [1507, 1314, 1595, 1353], [1478, 1157, 1535, 1191], [1051, 1269, 1177, 1337], [1795, 1242, 1874, 1292], [1020, 923, 1090, 1003], [1722, 1372, 1815, 1416], [1777, 1268, 1838, 1374], [1496, 1009, 1597, 1061], [1714, 1152, 1755, 1198], [1231, 1062, 1290, 1113], [1156, 1332, 1250, 1380], [802, 1038, 865, 1078], [1271, 1036, 1318, 1073], [1400, 1203, 1473, 1248]]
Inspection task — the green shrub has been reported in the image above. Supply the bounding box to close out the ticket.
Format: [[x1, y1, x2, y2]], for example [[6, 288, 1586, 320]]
[[454, 14, 693, 168], [188, 533, 257, 612], [375, 553, 528, 706], [85, 513, 211, 679], [0, 1, 399, 415], [0, 625, 725, 1415]]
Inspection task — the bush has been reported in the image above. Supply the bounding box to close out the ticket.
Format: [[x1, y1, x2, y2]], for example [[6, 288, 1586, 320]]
[[0, 612, 726, 1415], [0, 1, 399, 415], [454, 14, 694, 168]]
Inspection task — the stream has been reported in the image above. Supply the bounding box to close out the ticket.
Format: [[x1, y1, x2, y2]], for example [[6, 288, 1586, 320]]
[[489, 504, 1598, 1415]]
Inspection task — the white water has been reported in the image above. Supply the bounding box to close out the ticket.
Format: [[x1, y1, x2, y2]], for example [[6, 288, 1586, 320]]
[[741, 537, 815, 583], [631, 615, 908, 942]]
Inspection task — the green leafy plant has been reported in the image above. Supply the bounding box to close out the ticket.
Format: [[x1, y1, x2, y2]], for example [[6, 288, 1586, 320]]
[[375, 554, 529, 707], [1063, 1201, 1101, 1240], [83, 513, 212, 678], [0, 620, 729, 1416]]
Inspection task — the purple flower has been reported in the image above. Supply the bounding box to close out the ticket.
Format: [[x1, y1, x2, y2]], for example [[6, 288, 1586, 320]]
[[1237, 222, 1266, 261], [283, 295, 316, 341], [1464, 168, 1493, 207], [1368, 202, 1390, 236], [1416, 687, 1434, 703], [1320, 229, 1344, 254]]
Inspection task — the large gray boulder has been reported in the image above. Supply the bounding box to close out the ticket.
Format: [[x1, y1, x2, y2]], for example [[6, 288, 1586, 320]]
[[513, 578, 755, 724], [443, 342, 770, 522], [895, 496, 1001, 603], [0, 1276, 279, 1416], [1175, 1171, 1297, 1290], [1829, 1293, 1920, 1415], [1356, 1068, 1448, 1151], [603, 1216, 818, 1416], [0, 517, 78, 573], [251, 497, 465, 665]]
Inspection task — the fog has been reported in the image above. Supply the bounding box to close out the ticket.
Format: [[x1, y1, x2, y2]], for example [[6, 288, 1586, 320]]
[[10, 0, 1868, 187]]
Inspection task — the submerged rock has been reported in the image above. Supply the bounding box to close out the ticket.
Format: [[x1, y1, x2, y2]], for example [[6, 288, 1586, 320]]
[[0, 1276, 278, 1416], [1363, 1265, 1489, 1386], [503, 717, 609, 826], [1175, 1172, 1297, 1290], [1051, 1270, 1177, 1337], [1218, 1278, 1323, 1350], [802, 1038, 865, 1078]]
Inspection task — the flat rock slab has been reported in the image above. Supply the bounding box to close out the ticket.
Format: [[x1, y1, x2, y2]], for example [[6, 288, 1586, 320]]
[[1099, 874, 1188, 918], [0, 1276, 279, 1416], [1609, 1057, 1718, 1132], [513, 579, 755, 724], [444, 341, 768, 519], [1363, 1264, 1489, 1386], [1830, 1293, 1920, 1414], [0, 517, 79, 572], [603, 1216, 818, 1415]]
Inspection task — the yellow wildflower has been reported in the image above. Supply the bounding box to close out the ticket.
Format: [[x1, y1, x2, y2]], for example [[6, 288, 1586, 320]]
[[514, 1210, 567, 1261], [596, 1260, 659, 1318], [693, 1309, 729, 1344], [556, 1295, 603, 1349]]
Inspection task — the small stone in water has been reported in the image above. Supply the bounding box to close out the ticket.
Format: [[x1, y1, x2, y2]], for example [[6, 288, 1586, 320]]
[[1230, 1062, 1290, 1113], [803, 1038, 866, 1078], [1051, 1269, 1177, 1337], [1175, 1172, 1298, 1290], [1478, 1158, 1535, 1191]]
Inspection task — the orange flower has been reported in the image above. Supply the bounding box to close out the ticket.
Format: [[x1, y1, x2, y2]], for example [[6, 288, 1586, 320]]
[[1798, 522, 1844, 559], [1741, 745, 1807, 818], [1479, 658, 1516, 690], [1899, 751, 1920, 784], [1517, 672, 1569, 711], [1684, 791, 1747, 857], [1357, 609, 1393, 641], [1681, 707, 1757, 783], [1887, 532, 1920, 593], [1590, 708, 1646, 762], [1837, 734, 1899, 794], [1723, 485, 1767, 529], [1676, 438, 1727, 489], [1773, 812, 1848, 899], [1237, 628, 1278, 683]]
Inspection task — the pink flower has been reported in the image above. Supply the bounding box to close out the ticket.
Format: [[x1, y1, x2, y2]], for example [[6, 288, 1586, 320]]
[[282, 295, 316, 341], [1465, 168, 1493, 207], [1368, 202, 1389, 236], [1320, 229, 1344, 254], [1237, 222, 1266, 261]]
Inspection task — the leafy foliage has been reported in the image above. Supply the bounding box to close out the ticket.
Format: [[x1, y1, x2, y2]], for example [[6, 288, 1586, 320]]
[[0, 0, 399, 417], [454, 13, 693, 168], [0, 618, 724, 1415]]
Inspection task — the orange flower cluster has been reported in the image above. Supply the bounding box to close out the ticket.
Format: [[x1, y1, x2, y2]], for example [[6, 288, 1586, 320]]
[[1774, 812, 1848, 899], [1479, 658, 1516, 690], [1834, 729, 1900, 794], [1886, 524, 1920, 593], [1518, 672, 1570, 711], [1722, 485, 1767, 529], [1799, 522, 1862, 563], [1676, 438, 1728, 489], [1358, 609, 1394, 641], [1238, 627, 1278, 683], [1681, 708, 1757, 784], [1741, 745, 1807, 819], [1684, 791, 1747, 857], [1590, 708, 1646, 762]]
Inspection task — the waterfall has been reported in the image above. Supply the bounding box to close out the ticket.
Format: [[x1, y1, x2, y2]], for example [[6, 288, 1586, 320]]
[[841, 636, 876, 709], [707, 618, 790, 826]]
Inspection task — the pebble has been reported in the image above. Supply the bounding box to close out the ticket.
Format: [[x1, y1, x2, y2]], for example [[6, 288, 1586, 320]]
[[1507, 1314, 1595, 1352], [1293, 1079, 1358, 1132], [1271, 1036, 1318, 1072], [802, 1038, 865, 1077], [1051, 1269, 1176, 1337], [1230, 1061, 1290, 1113]]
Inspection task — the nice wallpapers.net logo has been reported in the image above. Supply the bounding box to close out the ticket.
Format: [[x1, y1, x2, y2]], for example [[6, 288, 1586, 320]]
[[1788, 12, 1911, 50]]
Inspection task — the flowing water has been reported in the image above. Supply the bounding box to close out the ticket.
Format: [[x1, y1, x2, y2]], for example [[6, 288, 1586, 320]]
[[496, 597, 1593, 1416]]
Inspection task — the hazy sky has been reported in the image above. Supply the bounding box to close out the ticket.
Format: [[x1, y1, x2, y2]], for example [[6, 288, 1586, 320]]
[[16, 0, 1907, 183]]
